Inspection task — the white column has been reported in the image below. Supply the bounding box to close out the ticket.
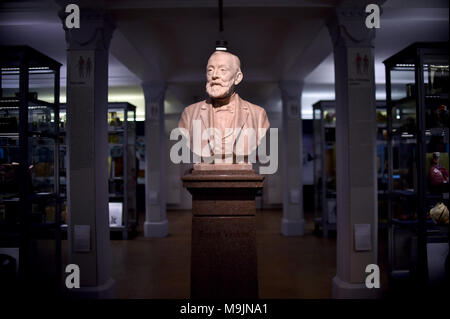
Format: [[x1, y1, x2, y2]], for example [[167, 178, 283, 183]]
[[142, 82, 169, 237], [280, 80, 305, 236], [60, 7, 115, 297], [327, 6, 380, 298]]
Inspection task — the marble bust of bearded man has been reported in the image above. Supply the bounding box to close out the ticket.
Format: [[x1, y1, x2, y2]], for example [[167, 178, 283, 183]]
[[178, 51, 270, 163]]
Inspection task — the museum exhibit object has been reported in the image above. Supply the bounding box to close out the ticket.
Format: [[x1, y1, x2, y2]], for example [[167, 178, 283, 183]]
[[384, 42, 449, 291], [0, 45, 62, 295]]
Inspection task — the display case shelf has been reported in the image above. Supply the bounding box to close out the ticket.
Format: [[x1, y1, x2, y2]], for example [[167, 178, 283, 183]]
[[0, 97, 56, 109]]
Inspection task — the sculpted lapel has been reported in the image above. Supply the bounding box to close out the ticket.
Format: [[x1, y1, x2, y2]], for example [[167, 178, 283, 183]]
[[199, 101, 213, 154], [232, 95, 249, 149]]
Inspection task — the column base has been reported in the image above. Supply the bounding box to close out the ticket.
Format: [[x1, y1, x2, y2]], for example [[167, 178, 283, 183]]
[[65, 278, 115, 299], [281, 218, 305, 236], [332, 276, 381, 299], [144, 219, 169, 237]]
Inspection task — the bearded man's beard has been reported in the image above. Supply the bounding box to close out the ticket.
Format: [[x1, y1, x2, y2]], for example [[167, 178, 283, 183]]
[[206, 82, 234, 99]]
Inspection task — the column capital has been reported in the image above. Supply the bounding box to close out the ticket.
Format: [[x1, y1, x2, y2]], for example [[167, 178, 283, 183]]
[[326, 6, 376, 48], [142, 82, 167, 123], [58, 7, 115, 51], [142, 82, 167, 104], [279, 80, 304, 102]]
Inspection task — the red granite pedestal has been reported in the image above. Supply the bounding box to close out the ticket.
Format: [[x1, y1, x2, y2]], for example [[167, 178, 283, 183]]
[[182, 164, 264, 299]]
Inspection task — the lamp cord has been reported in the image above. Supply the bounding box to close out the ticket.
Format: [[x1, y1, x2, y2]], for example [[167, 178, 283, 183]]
[[218, 0, 224, 33]]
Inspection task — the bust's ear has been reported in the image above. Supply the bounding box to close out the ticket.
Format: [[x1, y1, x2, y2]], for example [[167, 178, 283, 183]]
[[234, 71, 243, 85]]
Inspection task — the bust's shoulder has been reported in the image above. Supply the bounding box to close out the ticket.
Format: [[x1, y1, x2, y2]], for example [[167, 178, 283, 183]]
[[184, 100, 206, 112], [238, 96, 269, 128], [239, 97, 267, 115], [179, 101, 207, 129]]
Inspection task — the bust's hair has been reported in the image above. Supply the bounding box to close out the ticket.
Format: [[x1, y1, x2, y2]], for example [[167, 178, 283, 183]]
[[208, 51, 241, 72]]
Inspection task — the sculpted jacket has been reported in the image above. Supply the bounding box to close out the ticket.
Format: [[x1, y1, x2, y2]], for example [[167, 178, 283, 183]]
[[178, 93, 270, 159]]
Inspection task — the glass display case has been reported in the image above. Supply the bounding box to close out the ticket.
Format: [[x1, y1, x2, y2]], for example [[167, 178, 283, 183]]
[[313, 101, 336, 237], [312, 100, 388, 237], [60, 102, 137, 239], [384, 42, 449, 290], [0, 46, 62, 295]]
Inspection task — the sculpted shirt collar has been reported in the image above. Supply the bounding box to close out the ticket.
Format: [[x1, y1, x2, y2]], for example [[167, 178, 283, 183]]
[[212, 92, 237, 113], [200, 93, 249, 133]]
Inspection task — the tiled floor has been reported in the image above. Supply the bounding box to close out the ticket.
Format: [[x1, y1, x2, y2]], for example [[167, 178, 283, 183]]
[[111, 210, 192, 299], [109, 210, 389, 299], [57, 209, 390, 298]]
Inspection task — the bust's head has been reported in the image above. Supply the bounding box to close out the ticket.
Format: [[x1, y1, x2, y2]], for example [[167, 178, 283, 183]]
[[205, 51, 243, 100]]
